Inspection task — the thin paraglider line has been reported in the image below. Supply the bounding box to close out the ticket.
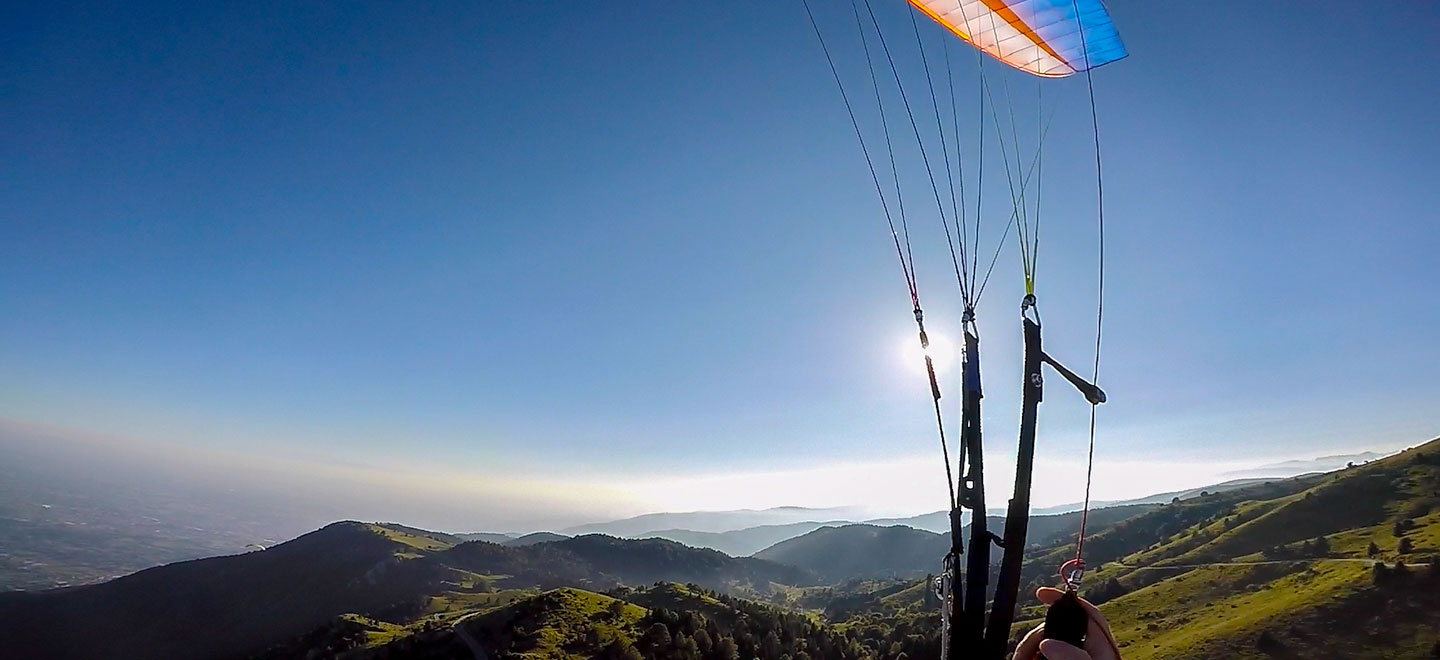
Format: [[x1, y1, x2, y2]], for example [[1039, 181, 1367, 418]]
[[1001, 75, 1030, 285], [1072, 0, 1108, 570], [859, 0, 968, 305], [973, 107, 1056, 303], [955, 1, 987, 290], [980, 1, 1034, 291], [910, 9, 973, 304], [852, 0, 921, 297], [800, 0, 959, 509], [942, 35, 968, 284], [798, 0, 918, 307], [974, 49, 1034, 296], [1031, 79, 1043, 286]]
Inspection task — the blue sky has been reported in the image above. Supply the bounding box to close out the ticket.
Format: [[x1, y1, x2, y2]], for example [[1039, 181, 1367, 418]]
[[3, 1, 1437, 529]]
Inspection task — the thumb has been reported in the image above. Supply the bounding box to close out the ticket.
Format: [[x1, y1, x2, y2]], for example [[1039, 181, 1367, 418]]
[[1037, 639, 1092, 660]]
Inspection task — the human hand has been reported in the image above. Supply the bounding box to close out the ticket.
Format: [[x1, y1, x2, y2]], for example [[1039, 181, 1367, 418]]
[[1012, 587, 1122, 660]]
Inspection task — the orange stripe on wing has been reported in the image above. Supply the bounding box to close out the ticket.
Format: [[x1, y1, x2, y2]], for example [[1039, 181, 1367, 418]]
[[974, 0, 1068, 67], [906, 0, 1070, 74], [905, 0, 973, 43]]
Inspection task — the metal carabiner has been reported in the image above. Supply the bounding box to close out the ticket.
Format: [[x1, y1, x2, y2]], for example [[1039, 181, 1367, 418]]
[[1059, 557, 1086, 591]]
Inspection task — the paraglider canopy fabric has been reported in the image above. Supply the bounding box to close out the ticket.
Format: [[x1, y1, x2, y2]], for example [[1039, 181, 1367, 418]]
[[907, 0, 1126, 77]]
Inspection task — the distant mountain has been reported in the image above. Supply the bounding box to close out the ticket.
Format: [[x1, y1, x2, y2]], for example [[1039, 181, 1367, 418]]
[[559, 506, 864, 536], [863, 510, 955, 533], [456, 531, 516, 543], [754, 524, 951, 582], [545, 535, 813, 587], [0, 521, 445, 660], [637, 521, 849, 557], [1218, 450, 1395, 479], [545, 451, 1407, 546], [573, 501, 1156, 558], [0, 523, 813, 660], [1114, 477, 1283, 506], [751, 504, 1160, 583], [1000, 503, 1161, 549], [6, 440, 1435, 660], [505, 531, 569, 546], [866, 479, 1275, 533], [255, 438, 1440, 660]]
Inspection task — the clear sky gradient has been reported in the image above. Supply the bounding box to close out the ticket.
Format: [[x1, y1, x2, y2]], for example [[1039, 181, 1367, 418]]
[[4, 1, 1437, 530]]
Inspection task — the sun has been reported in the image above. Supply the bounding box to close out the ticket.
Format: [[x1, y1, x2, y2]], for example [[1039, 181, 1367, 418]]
[[900, 330, 956, 378]]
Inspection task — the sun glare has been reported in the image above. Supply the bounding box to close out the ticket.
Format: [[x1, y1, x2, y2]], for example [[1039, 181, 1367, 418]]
[[900, 331, 956, 378]]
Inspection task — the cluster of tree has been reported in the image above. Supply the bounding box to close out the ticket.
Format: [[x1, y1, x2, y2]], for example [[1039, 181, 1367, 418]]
[[594, 589, 911, 660], [561, 536, 814, 587], [1389, 514, 1423, 556], [601, 585, 961, 660], [1371, 556, 1440, 587], [442, 539, 603, 590], [441, 535, 813, 592], [794, 579, 918, 621], [834, 611, 943, 660], [1369, 536, 1418, 556], [1261, 536, 1330, 560], [1082, 577, 1128, 605]]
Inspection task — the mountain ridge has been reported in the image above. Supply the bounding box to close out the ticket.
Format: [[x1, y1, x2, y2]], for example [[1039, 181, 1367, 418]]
[[3, 441, 1434, 660], [0, 523, 813, 660]]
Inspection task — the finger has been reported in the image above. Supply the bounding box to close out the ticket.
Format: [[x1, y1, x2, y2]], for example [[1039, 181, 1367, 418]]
[[1073, 597, 1118, 652], [1038, 639, 1093, 660], [1036, 588, 1112, 638], [1080, 610, 1121, 660], [1037, 586, 1066, 604], [1013, 624, 1047, 660], [1081, 624, 1121, 660], [1037, 587, 1119, 656]]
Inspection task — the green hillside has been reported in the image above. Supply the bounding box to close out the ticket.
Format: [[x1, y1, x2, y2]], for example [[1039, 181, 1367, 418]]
[[458, 532, 519, 544], [755, 524, 949, 582], [747, 439, 1440, 660], [274, 583, 920, 660], [0, 526, 810, 659], [507, 532, 570, 546], [637, 521, 847, 557], [3, 440, 1435, 660], [751, 505, 1159, 586], [0, 521, 446, 660], [1004, 439, 1440, 659], [458, 588, 648, 658]]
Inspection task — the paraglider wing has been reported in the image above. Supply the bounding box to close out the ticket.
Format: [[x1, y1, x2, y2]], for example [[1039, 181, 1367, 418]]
[[906, 0, 1127, 77]]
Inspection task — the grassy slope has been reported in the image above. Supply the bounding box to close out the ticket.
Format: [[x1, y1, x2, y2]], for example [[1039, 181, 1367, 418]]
[[1035, 440, 1440, 660], [0, 521, 449, 660], [0, 520, 820, 659], [458, 588, 647, 659], [754, 524, 948, 582], [371, 523, 462, 554], [329, 440, 1440, 660]]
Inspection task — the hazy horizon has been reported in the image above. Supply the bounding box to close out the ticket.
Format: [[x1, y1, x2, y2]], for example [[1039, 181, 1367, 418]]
[[1, 416, 1425, 537]]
